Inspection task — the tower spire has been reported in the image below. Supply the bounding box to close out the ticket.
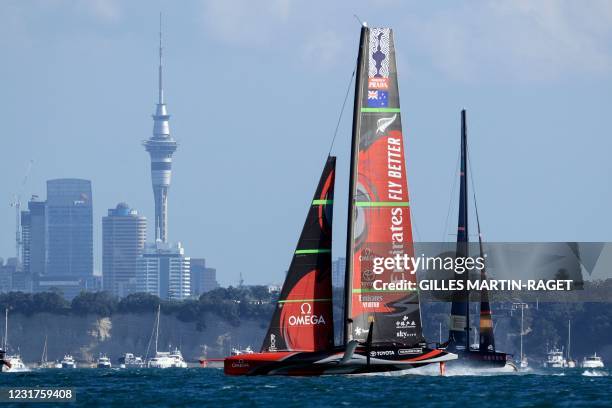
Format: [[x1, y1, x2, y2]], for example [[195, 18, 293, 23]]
[[144, 13, 177, 244], [158, 12, 164, 104]]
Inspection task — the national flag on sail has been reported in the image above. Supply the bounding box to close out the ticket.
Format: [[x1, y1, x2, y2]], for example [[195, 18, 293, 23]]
[[367, 90, 388, 107]]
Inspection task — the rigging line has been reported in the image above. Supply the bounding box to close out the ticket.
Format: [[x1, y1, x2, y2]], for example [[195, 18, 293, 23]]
[[411, 200, 423, 243], [467, 142, 481, 237], [441, 152, 461, 243], [327, 65, 356, 156], [144, 309, 157, 360]]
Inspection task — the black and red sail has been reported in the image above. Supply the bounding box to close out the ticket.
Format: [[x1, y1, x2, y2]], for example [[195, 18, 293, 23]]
[[261, 156, 336, 352], [344, 26, 424, 346]]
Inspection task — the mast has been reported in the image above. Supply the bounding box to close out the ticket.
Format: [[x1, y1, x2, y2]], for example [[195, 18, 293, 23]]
[[343, 23, 368, 344], [520, 306, 524, 362], [567, 319, 571, 360], [155, 304, 160, 354], [42, 335, 48, 365], [4, 309, 7, 351], [448, 109, 470, 349]]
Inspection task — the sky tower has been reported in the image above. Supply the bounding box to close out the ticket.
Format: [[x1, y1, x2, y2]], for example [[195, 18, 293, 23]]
[[143, 15, 177, 243]]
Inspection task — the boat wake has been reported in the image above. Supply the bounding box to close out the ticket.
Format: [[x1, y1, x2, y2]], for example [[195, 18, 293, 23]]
[[582, 370, 608, 377], [4, 367, 31, 373], [405, 363, 517, 376]]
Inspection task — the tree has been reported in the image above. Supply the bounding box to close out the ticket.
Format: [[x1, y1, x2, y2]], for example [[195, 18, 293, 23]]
[[117, 292, 160, 314], [71, 291, 117, 316]]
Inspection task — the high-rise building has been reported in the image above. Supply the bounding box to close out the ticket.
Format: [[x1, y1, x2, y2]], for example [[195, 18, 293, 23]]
[[143, 24, 177, 243], [102, 203, 146, 297], [20, 196, 46, 278], [190, 258, 219, 297], [332, 257, 346, 288], [45, 179, 93, 278], [136, 241, 190, 300]]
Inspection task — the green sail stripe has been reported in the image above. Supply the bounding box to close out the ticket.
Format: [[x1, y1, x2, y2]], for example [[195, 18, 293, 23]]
[[312, 199, 333, 205], [361, 107, 401, 113], [277, 298, 332, 304], [294, 249, 331, 254], [355, 201, 410, 207]]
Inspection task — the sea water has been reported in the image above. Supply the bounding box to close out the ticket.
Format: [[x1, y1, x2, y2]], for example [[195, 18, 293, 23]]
[[1, 367, 610, 407]]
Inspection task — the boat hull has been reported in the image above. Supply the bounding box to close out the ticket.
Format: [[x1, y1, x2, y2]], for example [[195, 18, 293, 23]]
[[582, 362, 604, 369], [448, 349, 514, 370], [224, 346, 456, 376]]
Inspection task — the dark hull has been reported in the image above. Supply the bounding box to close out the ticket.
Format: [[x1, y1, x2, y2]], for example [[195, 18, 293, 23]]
[[225, 346, 456, 376], [449, 348, 515, 370]]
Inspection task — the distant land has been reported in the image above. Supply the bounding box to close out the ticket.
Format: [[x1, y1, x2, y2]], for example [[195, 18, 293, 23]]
[[1, 283, 611, 364]]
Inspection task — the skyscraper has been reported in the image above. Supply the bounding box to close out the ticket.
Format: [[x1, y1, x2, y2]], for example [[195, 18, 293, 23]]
[[102, 203, 146, 297], [20, 196, 46, 278], [136, 241, 190, 300], [143, 21, 177, 243], [332, 257, 346, 288], [45, 179, 93, 278], [190, 258, 219, 297]]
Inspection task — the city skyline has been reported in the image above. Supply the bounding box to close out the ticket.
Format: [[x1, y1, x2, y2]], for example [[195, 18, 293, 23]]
[[2, 1, 612, 287]]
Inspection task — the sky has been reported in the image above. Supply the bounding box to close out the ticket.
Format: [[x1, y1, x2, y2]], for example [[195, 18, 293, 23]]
[[1, 0, 612, 287]]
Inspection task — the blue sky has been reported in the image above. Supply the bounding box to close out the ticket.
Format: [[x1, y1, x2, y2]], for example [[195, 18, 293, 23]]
[[1, 0, 612, 286]]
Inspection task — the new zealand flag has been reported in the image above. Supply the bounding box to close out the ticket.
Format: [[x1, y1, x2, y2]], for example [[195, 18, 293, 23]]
[[367, 90, 388, 108]]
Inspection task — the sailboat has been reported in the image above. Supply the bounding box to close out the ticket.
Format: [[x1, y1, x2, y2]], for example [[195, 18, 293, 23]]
[[38, 335, 55, 369], [445, 110, 516, 371], [224, 24, 457, 376], [147, 305, 187, 368], [1, 309, 28, 372]]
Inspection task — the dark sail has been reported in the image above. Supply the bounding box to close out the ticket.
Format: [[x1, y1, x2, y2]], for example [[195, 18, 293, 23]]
[[448, 109, 470, 349], [476, 204, 495, 352], [344, 26, 423, 346], [261, 156, 336, 352]]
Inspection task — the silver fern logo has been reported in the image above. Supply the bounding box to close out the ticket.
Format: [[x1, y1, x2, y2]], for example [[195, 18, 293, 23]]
[[376, 114, 397, 134]]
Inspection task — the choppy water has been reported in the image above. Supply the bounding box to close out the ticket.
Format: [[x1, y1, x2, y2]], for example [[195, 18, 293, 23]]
[[2, 367, 610, 407]]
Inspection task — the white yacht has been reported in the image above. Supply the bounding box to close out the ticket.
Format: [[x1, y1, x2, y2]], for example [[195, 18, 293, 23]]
[[230, 346, 254, 356], [118, 353, 145, 369], [1, 309, 29, 372], [169, 348, 188, 368], [519, 356, 529, 369], [96, 354, 112, 368], [148, 352, 175, 368], [582, 353, 605, 369], [148, 350, 187, 368], [61, 355, 77, 369], [544, 347, 566, 368], [146, 305, 188, 369]]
